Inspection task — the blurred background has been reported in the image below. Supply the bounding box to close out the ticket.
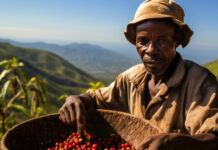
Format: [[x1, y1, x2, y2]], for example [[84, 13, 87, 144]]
[[0, 0, 217, 64], [0, 0, 217, 137]]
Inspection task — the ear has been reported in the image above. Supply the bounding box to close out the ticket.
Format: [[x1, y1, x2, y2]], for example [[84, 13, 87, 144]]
[[175, 31, 182, 48]]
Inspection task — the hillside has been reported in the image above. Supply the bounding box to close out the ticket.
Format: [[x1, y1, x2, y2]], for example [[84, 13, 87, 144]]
[[0, 42, 98, 112], [204, 59, 218, 80], [0, 39, 139, 82]]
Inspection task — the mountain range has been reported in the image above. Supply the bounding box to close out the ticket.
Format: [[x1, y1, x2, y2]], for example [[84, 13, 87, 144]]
[[0, 42, 98, 112], [0, 40, 217, 112], [0, 38, 140, 82]]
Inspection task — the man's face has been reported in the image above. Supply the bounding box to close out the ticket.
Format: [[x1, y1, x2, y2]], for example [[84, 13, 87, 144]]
[[135, 19, 178, 76]]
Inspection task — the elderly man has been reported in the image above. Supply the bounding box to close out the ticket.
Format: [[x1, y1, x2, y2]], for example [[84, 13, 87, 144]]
[[59, 0, 218, 149]]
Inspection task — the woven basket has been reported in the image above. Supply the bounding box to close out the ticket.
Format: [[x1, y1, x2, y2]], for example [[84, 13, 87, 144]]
[[1, 109, 163, 150]]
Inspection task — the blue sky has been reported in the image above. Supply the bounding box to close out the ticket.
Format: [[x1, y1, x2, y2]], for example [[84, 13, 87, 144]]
[[0, 0, 217, 63]]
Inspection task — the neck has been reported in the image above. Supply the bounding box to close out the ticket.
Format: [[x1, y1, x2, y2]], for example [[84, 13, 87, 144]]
[[150, 74, 162, 84], [151, 53, 179, 84]]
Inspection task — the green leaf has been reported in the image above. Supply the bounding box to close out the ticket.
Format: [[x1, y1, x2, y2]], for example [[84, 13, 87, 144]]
[[0, 69, 11, 81], [36, 106, 43, 113], [31, 94, 37, 115], [10, 104, 31, 118], [36, 79, 47, 98], [89, 82, 96, 87], [100, 84, 105, 88], [11, 57, 19, 68], [35, 106, 43, 117], [21, 83, 28, 105], [0, 80, 11, 100], [88, 82, 105, 90], [29, 77, 37, 83], [95, 82, 101, 87], [0, 60, 10, 67], [58, 94, 68, 101], [18, 68, 29, 82], [18, 62, 24, 67], [5, 63, 10, 69], [30, 87, 46, 106]]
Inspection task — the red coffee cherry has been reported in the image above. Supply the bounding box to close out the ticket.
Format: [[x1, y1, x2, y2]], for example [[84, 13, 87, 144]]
[[46, 131, 135, 150]]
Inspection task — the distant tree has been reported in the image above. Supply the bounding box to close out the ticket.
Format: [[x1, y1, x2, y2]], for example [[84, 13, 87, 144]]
[[0, 57, 47, 137]]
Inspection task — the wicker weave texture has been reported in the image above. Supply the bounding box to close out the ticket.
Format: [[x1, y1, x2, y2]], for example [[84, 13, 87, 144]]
[[1, 109, 162, 150]]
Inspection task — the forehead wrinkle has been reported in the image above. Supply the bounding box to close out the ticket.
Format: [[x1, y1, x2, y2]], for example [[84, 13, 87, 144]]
[[137, 30, 171, 39], [136, 20, 177, 38]]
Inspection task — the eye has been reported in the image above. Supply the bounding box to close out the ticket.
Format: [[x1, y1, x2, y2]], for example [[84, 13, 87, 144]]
[[137, 37, 149, 45]]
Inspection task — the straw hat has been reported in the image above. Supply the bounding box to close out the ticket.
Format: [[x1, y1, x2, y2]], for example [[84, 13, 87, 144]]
[[124, 0, 193, 48]]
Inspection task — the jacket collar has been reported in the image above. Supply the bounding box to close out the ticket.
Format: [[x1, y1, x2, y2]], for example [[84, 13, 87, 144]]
[[165, 53, 185, 89], [130, 53, 185, 96]]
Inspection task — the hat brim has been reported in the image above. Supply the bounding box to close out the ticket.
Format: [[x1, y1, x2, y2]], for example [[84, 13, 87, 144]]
[[124, 15, 193, 48]]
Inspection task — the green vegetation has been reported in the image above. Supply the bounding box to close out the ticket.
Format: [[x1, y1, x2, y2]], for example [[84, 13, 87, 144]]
[[204, 59, 218, 80], [0, 42, 98, 112], [0, 58, 104, 139], [0, 58, 46, 138], [0, 41, 217, 138], [82, 82, 105, 93], [0, 40, 139, 82], [58, 81, 105, 101]]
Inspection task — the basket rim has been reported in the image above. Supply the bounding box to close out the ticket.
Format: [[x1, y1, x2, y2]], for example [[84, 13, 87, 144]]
[[95, 109, 163, 132], [1, 113, 60, 150], [0, 109, 163, 150]]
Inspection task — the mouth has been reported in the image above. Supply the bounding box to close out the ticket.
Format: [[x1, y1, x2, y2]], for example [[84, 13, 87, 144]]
[[144, 60, 162, 68], [143, 55, 164, 68], [146, 59, 162, 64], [147, 60, 161, 63], [146, 63, 159, 68]]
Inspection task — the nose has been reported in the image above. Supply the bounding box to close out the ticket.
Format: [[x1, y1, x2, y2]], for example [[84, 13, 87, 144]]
[[146, 41, 156, 55]]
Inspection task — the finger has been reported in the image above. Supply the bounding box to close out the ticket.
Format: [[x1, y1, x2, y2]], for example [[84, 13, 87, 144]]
[[59, 111, 66, 123], [63, 107, 71, 124], [67, 103, 76, 123], [80, 103, 87, 139], [75, 102, 86, 136], [58, 115, 62, 121], [75, 103, 84, 130], [80, 100, 87, 126]]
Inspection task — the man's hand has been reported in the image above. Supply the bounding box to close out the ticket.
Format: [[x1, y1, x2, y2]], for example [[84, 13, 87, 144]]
[[136, 133, 218, 150], [59, 93, 95, 135]]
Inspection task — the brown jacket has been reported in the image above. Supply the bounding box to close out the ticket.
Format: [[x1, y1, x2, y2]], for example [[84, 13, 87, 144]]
[[87, 54, 218, 135]]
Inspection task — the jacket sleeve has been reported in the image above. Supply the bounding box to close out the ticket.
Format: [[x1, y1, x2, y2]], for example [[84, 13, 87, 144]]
[[86, 73, 130, 113], [185, 68, 218, 135]]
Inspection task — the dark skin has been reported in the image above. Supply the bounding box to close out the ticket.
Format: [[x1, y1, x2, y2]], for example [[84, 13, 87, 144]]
[[135, 19, 179, 99], [59, 93, 92, 136], [59, 19, 218, 150], [135, 19, 218, 150]]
